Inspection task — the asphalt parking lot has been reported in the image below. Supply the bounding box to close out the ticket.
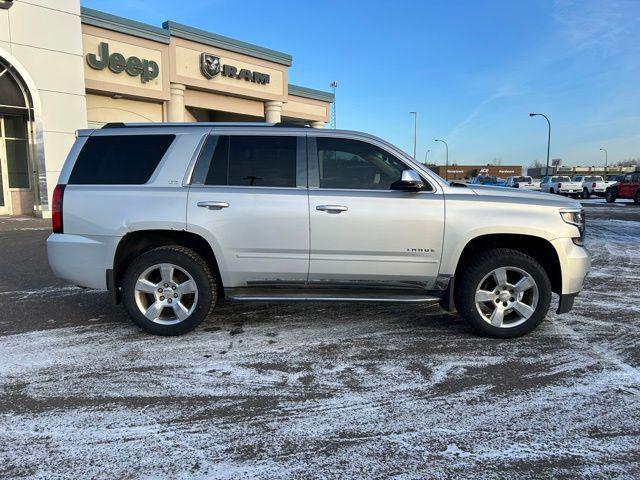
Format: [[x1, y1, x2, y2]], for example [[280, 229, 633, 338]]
[[1, 199, 639, 479]]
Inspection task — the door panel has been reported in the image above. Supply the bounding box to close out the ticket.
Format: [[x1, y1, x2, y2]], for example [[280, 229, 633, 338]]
[[308, 189, 444, 288], [187, 186, 309, 287], [187, 133, 309, 288]]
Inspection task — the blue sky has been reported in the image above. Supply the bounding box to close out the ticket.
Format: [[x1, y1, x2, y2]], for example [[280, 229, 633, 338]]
[[81, 0, 640, 168]]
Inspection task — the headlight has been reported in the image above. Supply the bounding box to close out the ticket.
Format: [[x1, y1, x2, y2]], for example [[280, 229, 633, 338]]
[[560, 209, 585, 245]]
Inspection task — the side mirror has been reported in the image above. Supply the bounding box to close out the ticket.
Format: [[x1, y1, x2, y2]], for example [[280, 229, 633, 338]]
[[391, 169, 425, 191]]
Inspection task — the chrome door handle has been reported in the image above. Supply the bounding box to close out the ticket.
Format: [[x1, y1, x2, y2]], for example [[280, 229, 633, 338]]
[[316, 205, 348, 213], [197, 201, 229, 210]]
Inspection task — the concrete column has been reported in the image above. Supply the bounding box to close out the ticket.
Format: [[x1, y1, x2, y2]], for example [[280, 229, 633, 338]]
[[311, 121, 325, 129], [167, 83, 186, 122], [264, 101, 283, 123]]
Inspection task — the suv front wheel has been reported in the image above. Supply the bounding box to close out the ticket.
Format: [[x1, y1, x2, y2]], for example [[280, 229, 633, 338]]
[[605, 190, 616, 203], [122, 246, 217, 335], [455, 249, 552, 338]]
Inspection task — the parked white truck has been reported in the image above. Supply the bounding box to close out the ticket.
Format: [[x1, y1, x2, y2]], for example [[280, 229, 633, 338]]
[[572, 175, 608, 198], [540, 176, 583, 197], [504, 176, 540, 191]]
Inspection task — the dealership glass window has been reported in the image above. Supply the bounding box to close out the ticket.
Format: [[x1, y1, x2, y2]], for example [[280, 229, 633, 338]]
[[68, 135, 175, 184], [316, 137, 423, 190], [204, 135, 297, 188], [1, 115, 30, 189], [6, 139, 30, 188]]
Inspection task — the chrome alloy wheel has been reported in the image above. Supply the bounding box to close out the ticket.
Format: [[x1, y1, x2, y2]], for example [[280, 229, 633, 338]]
[[474, 266, 539, 328], [134, 263, 199, 325]]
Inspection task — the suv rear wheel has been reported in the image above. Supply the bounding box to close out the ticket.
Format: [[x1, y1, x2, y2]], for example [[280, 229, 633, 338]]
[[455, 248, 552, 338], [582, 188, 591, 199], [634, 190, 640, 205], [122, 246, 217, 335]]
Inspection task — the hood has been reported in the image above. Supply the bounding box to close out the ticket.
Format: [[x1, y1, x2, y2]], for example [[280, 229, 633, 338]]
[[465, 184, 582, 209]]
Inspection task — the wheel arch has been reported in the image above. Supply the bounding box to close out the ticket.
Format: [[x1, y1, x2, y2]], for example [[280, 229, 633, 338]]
[[112, 230, 223, 302], [451, 233, 562, 297]]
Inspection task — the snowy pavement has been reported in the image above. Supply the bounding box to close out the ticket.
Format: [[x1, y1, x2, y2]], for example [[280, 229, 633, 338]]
[[0, 203, 639, 479]]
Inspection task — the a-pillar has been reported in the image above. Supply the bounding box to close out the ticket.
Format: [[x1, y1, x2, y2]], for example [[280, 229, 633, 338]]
[[168, 83, 186, 122], [264, 101, 283, 123]]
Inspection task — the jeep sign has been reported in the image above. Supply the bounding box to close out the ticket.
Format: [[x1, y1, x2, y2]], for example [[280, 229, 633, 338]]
[[86, 42, 159, 84], [200, 52, 270, 85]]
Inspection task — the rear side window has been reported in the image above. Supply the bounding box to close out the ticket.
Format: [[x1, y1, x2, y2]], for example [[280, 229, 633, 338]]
[[68, 135, 175, 185], [203, 135, 297, 187]]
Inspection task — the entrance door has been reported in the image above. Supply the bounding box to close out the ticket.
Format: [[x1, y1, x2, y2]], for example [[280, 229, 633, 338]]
[[0, 118, 11, 215], [307, 136, 445, 290], [0, 115, 31, 215]]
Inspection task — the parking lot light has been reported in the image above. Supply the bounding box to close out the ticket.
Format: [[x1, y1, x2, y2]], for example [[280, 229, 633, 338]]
[[600, 148, 608, 176], [435, 139, 449, 181], [530, 113, 551, 175]]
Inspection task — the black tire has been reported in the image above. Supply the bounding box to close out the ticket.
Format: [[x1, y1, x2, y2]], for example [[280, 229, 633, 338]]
[[122, 246, 217, 335], [549, 188, 555, 194], [582, 188, 591, 199], [605, 190, 616, 203], [454, 248, 552, 339], [634, 191, 640, 205]]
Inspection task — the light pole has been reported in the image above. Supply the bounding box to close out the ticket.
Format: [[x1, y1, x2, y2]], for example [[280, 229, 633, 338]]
[[329, 81, 338, 129], [409, 112, 418, 159], [529, 113, 551, 175], [435, 139, 449, 181], [600, 148, 608, 176], [424, 149, 430, 164]]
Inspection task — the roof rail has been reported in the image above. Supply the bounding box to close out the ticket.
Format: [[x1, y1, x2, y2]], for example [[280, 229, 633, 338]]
[[101, 122, 277, 129]]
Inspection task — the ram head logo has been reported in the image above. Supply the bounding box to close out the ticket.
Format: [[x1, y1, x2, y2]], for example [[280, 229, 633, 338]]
[[200, 53, 221, 79]]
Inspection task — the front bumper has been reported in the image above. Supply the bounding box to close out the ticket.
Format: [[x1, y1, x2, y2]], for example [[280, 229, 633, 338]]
[[551, 236, 591, 298]]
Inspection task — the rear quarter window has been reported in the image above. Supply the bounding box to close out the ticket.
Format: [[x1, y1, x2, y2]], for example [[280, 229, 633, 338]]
[[68, 134, 175, 185]]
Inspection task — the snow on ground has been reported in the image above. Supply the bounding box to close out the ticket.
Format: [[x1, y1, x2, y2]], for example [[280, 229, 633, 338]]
[[0, 206, 639, 478]]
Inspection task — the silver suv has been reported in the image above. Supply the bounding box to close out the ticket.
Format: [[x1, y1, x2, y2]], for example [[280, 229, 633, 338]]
[[47, 123, 590, 338]]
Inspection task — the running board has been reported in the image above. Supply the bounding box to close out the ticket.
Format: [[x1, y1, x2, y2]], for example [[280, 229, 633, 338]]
[[225, 287, 442, 304]]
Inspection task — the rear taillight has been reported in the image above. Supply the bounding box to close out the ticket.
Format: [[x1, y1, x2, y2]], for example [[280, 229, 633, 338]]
[[558, 183, 562, 188], [52, 184, 66, 233], [592, 182, 596, 188]]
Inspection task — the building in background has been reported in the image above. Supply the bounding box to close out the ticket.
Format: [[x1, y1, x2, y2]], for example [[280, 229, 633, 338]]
[[428, 164, 522, 180], [0, 1, 333, 217], [527, 165, 637, 178]]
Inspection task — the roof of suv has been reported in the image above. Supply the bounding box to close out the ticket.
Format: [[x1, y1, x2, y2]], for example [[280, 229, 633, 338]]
[[101, 122, 284, 129]]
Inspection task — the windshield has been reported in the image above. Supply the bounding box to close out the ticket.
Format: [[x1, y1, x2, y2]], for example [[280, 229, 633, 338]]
[[513, 176, 531, 183], [552, 176, 571, 182], [584, 176, 603, 182]]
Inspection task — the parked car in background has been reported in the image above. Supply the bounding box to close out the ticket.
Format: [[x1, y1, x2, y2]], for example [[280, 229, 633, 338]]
[[572, 175, 607, 198], [606, 174, 623, 184], [47, 123, 589, 339], [605, 172, 640, 204], [505, 176, 539, 190], [469, 175, 506, 186], [540, 176, 583, 197]]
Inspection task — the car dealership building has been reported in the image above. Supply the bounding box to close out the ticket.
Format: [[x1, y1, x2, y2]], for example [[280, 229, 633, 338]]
[[428, 164, 523, 180], [0, 0, 333, 217]]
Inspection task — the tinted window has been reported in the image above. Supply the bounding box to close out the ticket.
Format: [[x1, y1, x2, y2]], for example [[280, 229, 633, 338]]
[[69, 135, 175, 185], [513, 176, 530, 183], [584, 176, 603, 182], [552, 176, 571, 182], [632, 173, 640, 183], [316, 137, 421, 190], [204, 135, 297, 187]]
